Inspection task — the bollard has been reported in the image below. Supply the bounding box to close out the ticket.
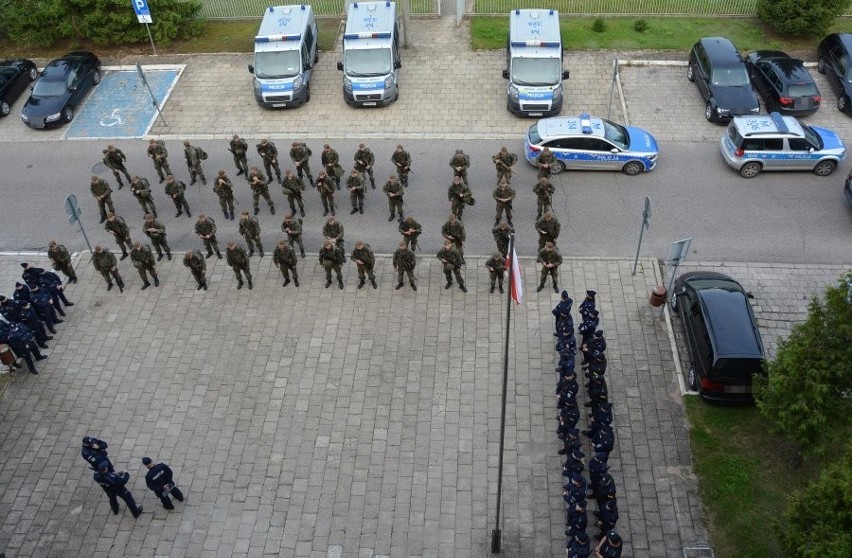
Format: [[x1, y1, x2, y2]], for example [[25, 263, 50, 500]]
[[649, 285, 667, 307]]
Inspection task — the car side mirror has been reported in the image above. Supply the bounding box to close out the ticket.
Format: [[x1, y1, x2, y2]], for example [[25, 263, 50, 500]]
[[502, 69, 509, 79], [394, 61, 402, 69], [337, 61, 343, 71], [304, 63, 312, 71], [248, 65, 254, 74], [611, 148, 618, 153], [809, 148, 815, 153], [562, 70, 570, 80]]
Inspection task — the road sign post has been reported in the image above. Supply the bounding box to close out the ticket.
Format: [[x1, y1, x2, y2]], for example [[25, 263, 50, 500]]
[[65, 194, 93, 253], [666, 237, 693, 299], [632, 196, 651, 275], [131, 0, 157, 56], [136, 63, 168, 127]]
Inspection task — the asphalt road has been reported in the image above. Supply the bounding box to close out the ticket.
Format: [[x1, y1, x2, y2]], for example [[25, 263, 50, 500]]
[[1, 138, 850, 263]]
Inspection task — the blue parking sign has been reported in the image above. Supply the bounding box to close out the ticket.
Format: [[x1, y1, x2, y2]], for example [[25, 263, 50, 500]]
[[131, 0, 153, 24]]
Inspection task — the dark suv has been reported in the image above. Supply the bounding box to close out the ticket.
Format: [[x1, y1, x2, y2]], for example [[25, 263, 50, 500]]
[[817, 33, 852, 114], [745, 51, 821, 116], [672, 271, 765, 404], [688, 37, 760, 123]]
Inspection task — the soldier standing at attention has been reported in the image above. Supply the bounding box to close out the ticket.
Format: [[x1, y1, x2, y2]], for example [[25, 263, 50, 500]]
[[536, 146, 556, 179], [90, 175, 116, 224], [486, 251, 506, 294], [290, 141, 314, 186], [164, 175, 191, 218], [256, 138, 281, 184], [272, 240, 299, 287], [537, 241, 563, 293], [441, 213, 466, 256], [493, 177, 516, 226], [393, 240, 417, 291], [238, 210, 264, 257], [48, 240, 77, 284], [183, 140, 207, 185], [213, 170, 236, 220], [322, 216, 345, 261], [449, 149, 470, 183], [383, 174, 404, 222], [321, 144, 344, 189], [319, 239, 344, 289], [130, 241, 160, 290], [147, 139, 171, 183], [183, 250, 208, 290], [93, 462, 143, 518], [104, 213, 132, 261], [492, 220, 514, 256], [225, 241, 253, 290], [351, 240, 377, 289], [315, 171, 337, 216], [229, 134, 249, 177], [92, 245, 124, 292], [194, 213, 222, 259], [129, 175, 158, 217], [143, 213, 172, 261], [536, 210, 561, 250], [533, 176, 555, 219], [142, 457, 185, 510], [281, 169, 306, 217], [437, 240, 466, 292], [249, 169, 276, 216], [391, 144, 411, 187], [353, 143, 376, 189], [103, 144, 131, 188], [399, 216, 422, 251], [447, 175, 473, 219], [281, 214, 305, 258], [346, 169, 365, 215], [492, 146, 518, 183]]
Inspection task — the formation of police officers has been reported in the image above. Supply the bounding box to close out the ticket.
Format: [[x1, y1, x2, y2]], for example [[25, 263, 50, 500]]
[[81, 436, 184, 518], [85, 140, 569, 293], [553, 290, 623, 558]]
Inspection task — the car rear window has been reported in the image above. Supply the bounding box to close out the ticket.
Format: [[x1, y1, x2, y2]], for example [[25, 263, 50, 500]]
[[727, 125, 744, 148], [528, 124, 542, 145], [788, 83, 818, 97]]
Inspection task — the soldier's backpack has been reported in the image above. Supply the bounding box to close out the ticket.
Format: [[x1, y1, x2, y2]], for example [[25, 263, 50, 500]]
[[196, 147, 208, 160], [156, 140, 168, 157]]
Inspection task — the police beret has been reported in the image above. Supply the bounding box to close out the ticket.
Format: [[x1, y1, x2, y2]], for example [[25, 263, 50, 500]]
[[561, 290, 569, 299], [594, 330, 604, 337], [142, 457, 152, 466], [585, 290, 596, 298], [15, 282, 23, 288], [82, 436, 93, 445], [608, 532, 622, 544], [20, 262, 28, 268]]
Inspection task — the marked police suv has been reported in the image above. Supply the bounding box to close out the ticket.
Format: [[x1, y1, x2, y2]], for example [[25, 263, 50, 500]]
[[720, 112, 846, 178], [525, 113, 659, 175]]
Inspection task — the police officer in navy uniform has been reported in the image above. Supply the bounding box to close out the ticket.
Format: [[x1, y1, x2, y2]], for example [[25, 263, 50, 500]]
[[566, 530, 591, 558], [565, 499, 588, 538], [579, 289, 597, 318], [93, 462, 143, 518], [594, 499, 619, 541], [594, 531, 623, 557], [553, 290, 574, 334], [143, 456, 185, 510], [81, 436, 113, 472], [35, 266, 74, 309], [0, 296, 51, 347], [0, 321, 46, 374], [25, 282, 63, 329]]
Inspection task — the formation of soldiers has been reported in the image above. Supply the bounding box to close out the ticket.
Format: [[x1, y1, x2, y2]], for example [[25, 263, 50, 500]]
[[83, 140, 572, 293], [553, 291, 624, 558]]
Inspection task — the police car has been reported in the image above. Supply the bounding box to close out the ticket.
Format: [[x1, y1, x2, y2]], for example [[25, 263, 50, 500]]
[[524, 114, 659, 175], [720, 112, 846, 178]]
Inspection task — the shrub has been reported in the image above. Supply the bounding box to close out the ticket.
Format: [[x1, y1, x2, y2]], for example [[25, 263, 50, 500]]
[[634, 19, 648, 33], [592, 18, 605, 33], [757, 0, 848, 37]]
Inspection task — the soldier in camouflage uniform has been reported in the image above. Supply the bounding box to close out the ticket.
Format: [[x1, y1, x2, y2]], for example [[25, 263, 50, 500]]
[[322, 217, 345, 261], [256, 138, 281, 184], [238, 210, 264, 257], [492, 220, 514, 256], [213, 170, 236, 220], [129, 176, 158, 217], [315, 171, 337, 216], [533, 176, 555, 218], [147, 139, 171, 183], [449, 149, 470, 183], [249, 168, 276, 216], [319, 240, 344, 289], [143, 213, 172, 261], [281, 169, 305, 217], [183, 140, 207, 185], [281, 214, 306, 258], [441, 213, 466, 256], [391, 144, 411, 187], [436, 240, 466, 292], [447, 175, 473, 219], [183, 250, 207, 290], [493, 177, 516, 226], [535, 210, 561, 250], [104, 213, 132, 260], [290, 141, 314, 186], [485, 251, 506, 294], [272, 240, 299, 287], [536, 146, 557, 179], [229, 134, 249, 177], [351, 240, 377, 289], [393, 241, 417, 291], [537, 241, 562, 293], [383, 174, 404, 221], [90, 175, 116, 223], [492, 146, 518, 183], [48, 240, 77, 284], [164, 175, 191, 218], [398, 216, 421, 251], [130, 241, 159, 290], [103, 145, 131, 188], [92, 245, 124, 292], [353, 143, 376, 189], [321, 144, 344, 189], [225, 241, 253, 290], [346, 170, 365, 215], [194, 213, 222, 259]]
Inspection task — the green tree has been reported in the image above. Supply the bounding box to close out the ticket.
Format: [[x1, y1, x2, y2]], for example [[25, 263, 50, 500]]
[[757, 0, 850, 37], [755, 273, 852, 454]]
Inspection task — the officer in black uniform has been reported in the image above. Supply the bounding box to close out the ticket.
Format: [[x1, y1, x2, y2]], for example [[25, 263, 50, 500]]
[[591, 425, 615, 462], [566, 530, 590, 558], [34, 266, 74, 310], [0, 296, 51, 347], [81, 436, 113, 472], [594, 499, 619, 541], [143, 456, 185, 510], [595, 531, 623, 557], [579, 289, 597, 318], [93, 462, 143, 518], [552, 290, 574, 334], [25, 282, 63, 328], [0, 321, 46, 374], [565, 499, 587, 538]]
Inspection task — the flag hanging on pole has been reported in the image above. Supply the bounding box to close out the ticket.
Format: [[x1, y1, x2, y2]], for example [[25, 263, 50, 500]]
[[506, 245, 523, 305]]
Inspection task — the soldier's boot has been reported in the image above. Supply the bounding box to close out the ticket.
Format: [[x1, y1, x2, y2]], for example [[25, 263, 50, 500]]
[[370, 278, 377, 289], [395, 282, 404, 290], [186, 207, 192, 218], [388, 213, 395, 222], [536, 284, 545, 292], [202, 282, 208, 291], [157, 252, 164, 262], [158, 174, 165, 183], [237, 280, 244, 290], [258, 247, 264, 258], [196, 282, 204, 291], [276, 174, 282, 185], [335, 179, 341, 191], [120, 251, 129, 261], [236, 169, 244, 176], [553, 282, 559, 293], [490, 283, 496, 294], [254, 206, 260, 216], [323, 204, 329, 217], [100, 214, 107, 224], [190, 178, 197, 185], [167, 251, 172, 261], [248, 248, 255, 257], [338, 277, 344, 290], [176, 210, 184, 218], [283, 277, 290, 287], [201, 176, 207, 185], [152, 207, 158, 218], [289, 204, 297, 216], [350, 206, 358, 215], [399, 211, 404, 220], [370, 178, 376, 189], [107, 282, 114, 291], [330, 205, 336, 217], [270, 204, 276, 215], [411, 282, 417, 291], [141, 281, 151, 291], [223, 209, 229, 219], [299, 204, 305, 218], [499, 281, 504, 294], [205, 251, 214, 259], [445, 281, 453, 290], [459, 283, 468, 293], [293, 277, 299, 287], [216, 250, 222, 259], [117, 180, 124, 190], [325, 279, 332, 289], [358, 201, 364, 215], [266, 174, 273, 183], [247, 279, 253, 290], [153, 273, 160, 287], [228, 209, 234, 220], [358, 278, 365, 289]]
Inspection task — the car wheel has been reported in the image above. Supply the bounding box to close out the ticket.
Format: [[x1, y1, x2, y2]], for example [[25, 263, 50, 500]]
[[838, 95, 849, 112], [813, 160, 836, 176], [28, 67, 38, 81], [739, 162, 761, 178], [93, 70, 102, 85], [817, 57, 826, 74], [687, 63, 695, 82], [688, 368, 699, 391], [670, 290, 679, 311], [62, 106, 74, 123], [622, 161, 644, 176], [704, 103, 714, 122], [0, 100, 10, 117], [550, 160, 566, 175]]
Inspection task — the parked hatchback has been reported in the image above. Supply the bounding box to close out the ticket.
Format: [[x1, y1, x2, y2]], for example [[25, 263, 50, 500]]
[[745, 50, 821, 116], [671, 271, 765, 404], [688, 37, 760, 123], [817, 33, 852, 114], [21, 51, 101, 129]]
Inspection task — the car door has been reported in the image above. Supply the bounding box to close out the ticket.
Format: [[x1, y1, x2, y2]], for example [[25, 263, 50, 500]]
[[753, 61, 778, 106], [786, 137, 821, 170], [544, 137, 582, 167], [678, 286, 705, 380], [582, 137, 622, 170], [695, 48, 712, 101], [827, 45, 848, 95]]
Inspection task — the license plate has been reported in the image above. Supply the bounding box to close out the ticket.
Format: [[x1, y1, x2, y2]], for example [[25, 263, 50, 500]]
[[272, 103, 287, 108], [725, 385, 751, 393], [362, 102, 377, 106], [529, 112, 543, 117]]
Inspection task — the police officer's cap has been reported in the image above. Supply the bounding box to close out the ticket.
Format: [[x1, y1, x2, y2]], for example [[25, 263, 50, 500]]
[[608, 532, 622, 544], [595, 329, 604, 337], [98, 461, 110, 473], [142, 457, 153, 466], [82, 436, 93, 446], [20, 262, 29, 268], [561, 290, 570, 299], [586, 290, 596, 298], [575, 532, 589, 544]]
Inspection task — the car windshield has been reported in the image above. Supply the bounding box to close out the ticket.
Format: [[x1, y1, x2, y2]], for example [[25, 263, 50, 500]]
[[253, 50, 301, 79], [32, 77, 66, 97], [802, 126, 824, 150], [344, 48, 392, 77], [511, 57, 562, 86], [528, 123, 542, 145], [0, 68, 16, 81], [601, 119, 629, 150], [787, 83, 818, 97], [711, 66, 750, 87]]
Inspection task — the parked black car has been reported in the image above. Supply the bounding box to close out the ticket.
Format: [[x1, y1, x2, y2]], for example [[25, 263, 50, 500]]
[[688, 37, 760, 123], [671, 271, 765, 404], [21, 51, 101, 129], [0, 59, 38, 117], [745, 51, 821, 117], [817, 33, 852, 114]]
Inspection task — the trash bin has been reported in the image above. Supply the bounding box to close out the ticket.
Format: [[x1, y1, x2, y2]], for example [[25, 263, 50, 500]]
[[649, 285, 667, 307]]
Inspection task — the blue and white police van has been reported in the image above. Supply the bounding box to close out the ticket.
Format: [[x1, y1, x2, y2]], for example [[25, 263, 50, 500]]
[[336, 2, 402, 107], [503, 9, 569, 117], [248, 5, 318, 108]]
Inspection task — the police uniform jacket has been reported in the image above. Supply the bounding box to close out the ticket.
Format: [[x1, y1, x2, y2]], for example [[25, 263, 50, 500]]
[[145, 463, 176, 494], [94, 470, 130, 495]]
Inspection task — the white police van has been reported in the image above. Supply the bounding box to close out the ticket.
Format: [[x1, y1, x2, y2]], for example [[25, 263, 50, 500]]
[[503, 9, 569, 117], [337, 1, 402, 107], [248, 5, 318, 108]]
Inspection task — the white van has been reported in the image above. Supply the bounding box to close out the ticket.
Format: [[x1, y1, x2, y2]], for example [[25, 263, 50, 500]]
[[248, 5, 318, 108], [337, 1, 402, 107], [502, 9, 569, 117]]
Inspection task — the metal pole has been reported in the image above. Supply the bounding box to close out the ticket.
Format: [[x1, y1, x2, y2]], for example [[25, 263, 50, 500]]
[[491, 234, 514, 553], [607, 58, 618, 120], [632, 220, 645, 276], [401, 0, 412, 48], [145, 23, 157, 56], [76, 211, 93, 253]]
